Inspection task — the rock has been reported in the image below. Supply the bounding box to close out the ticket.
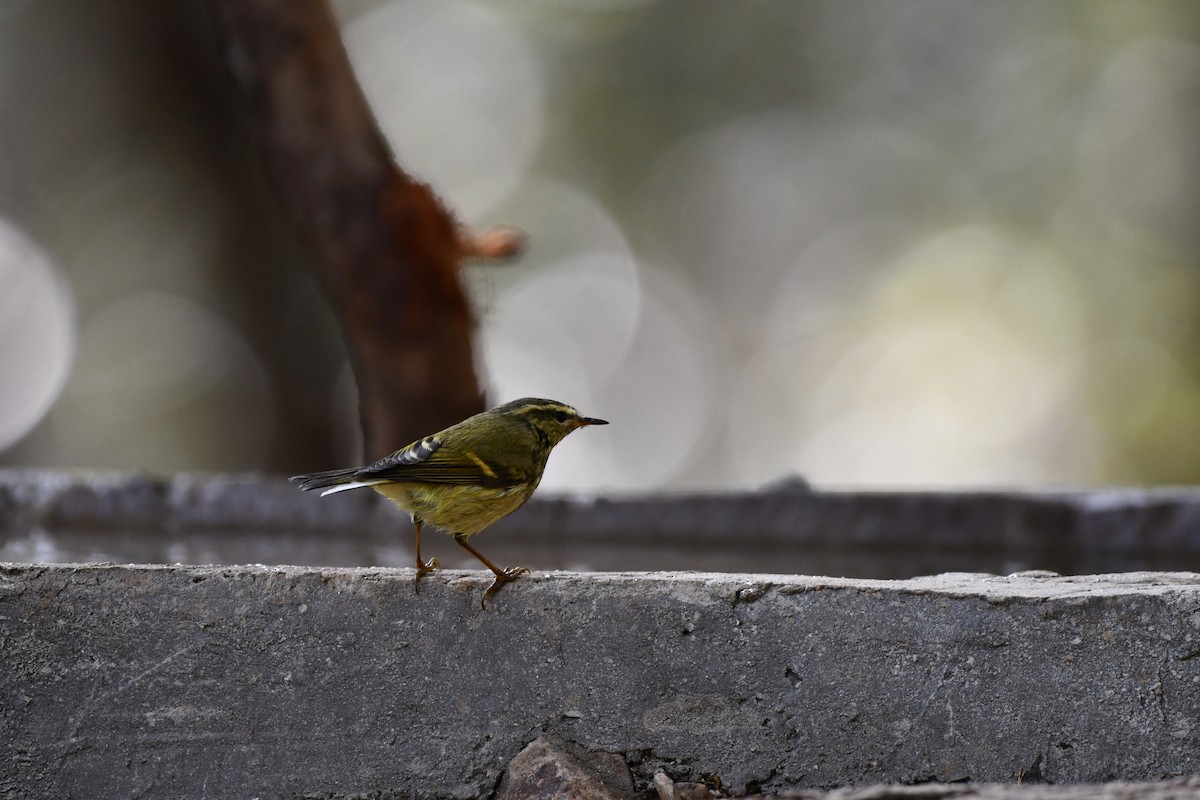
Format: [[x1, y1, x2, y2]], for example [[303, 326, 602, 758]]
[[493, 735, 633, 800], [654, 771, 678, 800]]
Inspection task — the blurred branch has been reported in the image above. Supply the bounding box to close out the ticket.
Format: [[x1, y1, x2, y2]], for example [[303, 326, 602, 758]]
[[207, 0, 512, 460]]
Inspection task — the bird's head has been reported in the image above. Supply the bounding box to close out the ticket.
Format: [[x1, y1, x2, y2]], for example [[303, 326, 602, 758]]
[[498, 397, 609, 447]]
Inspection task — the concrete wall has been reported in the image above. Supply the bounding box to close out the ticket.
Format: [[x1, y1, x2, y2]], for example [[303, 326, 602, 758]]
[[5, 469, 1200, 577], [5, 563, 1200, 799]]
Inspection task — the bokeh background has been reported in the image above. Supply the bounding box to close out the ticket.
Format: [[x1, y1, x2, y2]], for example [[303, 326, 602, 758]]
[[3, 0, 1200, 492]]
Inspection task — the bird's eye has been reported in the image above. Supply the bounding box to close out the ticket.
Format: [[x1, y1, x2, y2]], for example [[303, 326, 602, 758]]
[[552, 410, 570, 423]]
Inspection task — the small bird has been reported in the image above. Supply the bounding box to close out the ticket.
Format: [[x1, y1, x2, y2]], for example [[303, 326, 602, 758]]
[[290, 398, 608, 605]]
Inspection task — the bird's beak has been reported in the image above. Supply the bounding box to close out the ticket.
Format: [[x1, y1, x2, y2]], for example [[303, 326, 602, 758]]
[[579, 417, 609, 427]]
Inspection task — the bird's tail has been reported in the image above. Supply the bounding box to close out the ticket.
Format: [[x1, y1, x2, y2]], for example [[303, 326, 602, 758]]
[[289, 467, 377, 495]]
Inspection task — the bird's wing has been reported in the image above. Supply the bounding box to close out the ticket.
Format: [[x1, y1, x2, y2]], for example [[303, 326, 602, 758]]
[[354, 435, 528, 488]]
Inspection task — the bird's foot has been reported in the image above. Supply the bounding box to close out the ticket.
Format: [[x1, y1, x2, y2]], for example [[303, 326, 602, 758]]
[[414, 557, 441, 593], [481, 566, 530, 608]]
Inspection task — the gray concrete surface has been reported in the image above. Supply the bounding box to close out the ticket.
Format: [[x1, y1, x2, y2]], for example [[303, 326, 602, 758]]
[[4, 563, 1200, 799]]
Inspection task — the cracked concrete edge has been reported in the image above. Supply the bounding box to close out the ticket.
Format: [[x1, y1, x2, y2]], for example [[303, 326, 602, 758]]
[[4, 563, 1200, 799], [762, 775, 1200, 799], [5, 560, 1199, 599]]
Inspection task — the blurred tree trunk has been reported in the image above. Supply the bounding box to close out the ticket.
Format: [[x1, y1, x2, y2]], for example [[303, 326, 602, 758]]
[[207, 0, 484, 460]]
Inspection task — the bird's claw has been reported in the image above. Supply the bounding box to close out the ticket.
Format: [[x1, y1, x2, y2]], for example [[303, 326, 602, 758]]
[[414, 557, 441, 593], [481, 566, 530, 608]]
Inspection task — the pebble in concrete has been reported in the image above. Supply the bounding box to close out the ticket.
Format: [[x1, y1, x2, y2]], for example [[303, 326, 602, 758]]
[[493, 735, 633, 799]]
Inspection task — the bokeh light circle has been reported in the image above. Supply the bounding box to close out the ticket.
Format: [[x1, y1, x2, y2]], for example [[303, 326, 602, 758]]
[[1076, 38, 1200, 258], [0, 220, 75, 451], [732, 224, 1089, 488], [48, 292, 273, 471], [474, 181, 642, 441], [342, 0, 545, 219]]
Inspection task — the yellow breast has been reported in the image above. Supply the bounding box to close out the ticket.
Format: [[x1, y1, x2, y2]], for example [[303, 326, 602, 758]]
[[372, 481, 534, 536]]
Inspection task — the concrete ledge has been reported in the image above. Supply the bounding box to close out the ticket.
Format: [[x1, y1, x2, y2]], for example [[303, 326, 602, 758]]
[[4, 564, 1200, 798], [5, 469, 1200, 577]]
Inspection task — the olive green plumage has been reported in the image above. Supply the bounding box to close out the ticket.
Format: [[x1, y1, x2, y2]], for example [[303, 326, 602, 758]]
[[290, 398, 608, 605]]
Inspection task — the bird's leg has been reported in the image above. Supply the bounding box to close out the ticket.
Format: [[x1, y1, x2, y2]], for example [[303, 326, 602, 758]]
[[453, 533, 529, 607], [412, 518, 440, 592]]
